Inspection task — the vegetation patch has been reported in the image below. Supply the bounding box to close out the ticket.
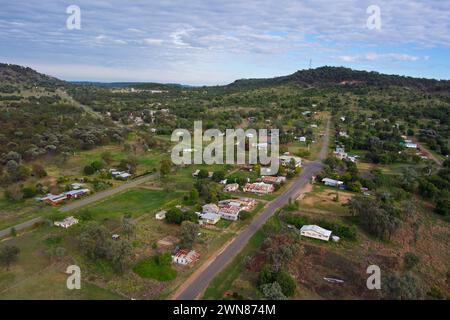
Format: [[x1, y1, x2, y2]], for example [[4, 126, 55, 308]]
[[133, 253, 177, 281]]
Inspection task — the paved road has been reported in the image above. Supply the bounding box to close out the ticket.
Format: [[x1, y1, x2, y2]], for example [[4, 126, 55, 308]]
[[174, 120, 330, 300], [0, 217, 44, 239], [59, 173, 157, 213]]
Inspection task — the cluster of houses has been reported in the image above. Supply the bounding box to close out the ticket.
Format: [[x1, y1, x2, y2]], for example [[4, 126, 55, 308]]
[[109, 169, 132, 180], [39, 184, 90, 206], [198, 198, 257, 224]]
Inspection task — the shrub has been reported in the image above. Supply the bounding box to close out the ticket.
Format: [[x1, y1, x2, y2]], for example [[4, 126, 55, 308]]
[[258, 265, 296, 297], [83, 165, 95, 175], [403, 252, 420, 270], [91, 160, 104, 171], [22, 186, 37, 199]]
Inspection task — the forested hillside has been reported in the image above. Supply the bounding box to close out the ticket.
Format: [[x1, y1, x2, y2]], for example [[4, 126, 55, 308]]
[[0, 64, 126, 185], [227, 66, 450, 92]]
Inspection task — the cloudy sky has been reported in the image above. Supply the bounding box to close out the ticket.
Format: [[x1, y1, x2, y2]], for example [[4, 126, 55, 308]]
[[0, 0, 449, 85]]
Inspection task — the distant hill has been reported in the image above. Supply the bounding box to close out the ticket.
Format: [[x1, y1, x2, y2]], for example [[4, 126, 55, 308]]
[[0, 63, 66, 89], [2, 63, 449, 94], [71, 81, 188, 90], [226, 66, 450, 92]]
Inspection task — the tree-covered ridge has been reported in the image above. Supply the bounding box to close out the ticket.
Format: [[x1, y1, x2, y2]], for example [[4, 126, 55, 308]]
[[0, 64, 125, 170], [0, 63, 66, 89], [226, 66, 450, 92]]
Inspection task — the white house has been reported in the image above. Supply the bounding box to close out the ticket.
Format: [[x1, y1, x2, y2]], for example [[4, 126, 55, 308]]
[[202, 203, 220, 214], [172, 249, 200, 265], [70, 183, 84, 190], [112, 234, 120, 240], [300, 225, 332, 241], [299, 136, 306, 142], [262, 176, 286, 184], [155, 210, 167, 220], [198, 212, 221, 225], [405, 143, 418, 149], [243, 182, 274, 194], [224, 183, 239, 192], [54, 216, 79, 229], [111, 170, 132, 179], [218, 198, 257, 212], [333, 147, 348, 160], [279, 155, 302, 168], [218, 204, 241, 221], [322, 178, 344, 188], [65, 189, 90, 199], [260, 166, 276, 175]]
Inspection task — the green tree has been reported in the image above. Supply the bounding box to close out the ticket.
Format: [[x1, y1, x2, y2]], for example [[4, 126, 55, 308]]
[[22, 186, 37, 199], [4, 185, 24, 202], [83, 165, 95, 175], [79, 223, 110, 259], [122, 214, 135, 239], [212, 170, 225, 182], [347, 181, 362, 192], [159, 158, 172, 177], [435, 197, 449, 216], [383, 272, 425, 300], [165, 207, 184, 224], [0, 245, 20, 271], [109, 240, 133, 273], [189, 188, 199, 203], [260, 282, 287, 300], [197, 169, 209, 179], [403, 252, 420, 270], [91, 160, 104, 171], [275, 270, 296, 297], [31, 164, 47, 178], [179, 221, 199, 249]]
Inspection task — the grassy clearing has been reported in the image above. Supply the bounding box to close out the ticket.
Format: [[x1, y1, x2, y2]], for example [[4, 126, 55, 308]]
[[133, 257, 177, 281], [74, 188, 185, 222], [0, 265, 124, 300]]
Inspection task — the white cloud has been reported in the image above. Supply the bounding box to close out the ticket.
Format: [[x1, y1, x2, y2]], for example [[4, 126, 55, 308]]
[[1, 0, 448, 82], [142, 38, 163, 46], [127, 28, 145, 33], [338, 53, 420, 62]]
